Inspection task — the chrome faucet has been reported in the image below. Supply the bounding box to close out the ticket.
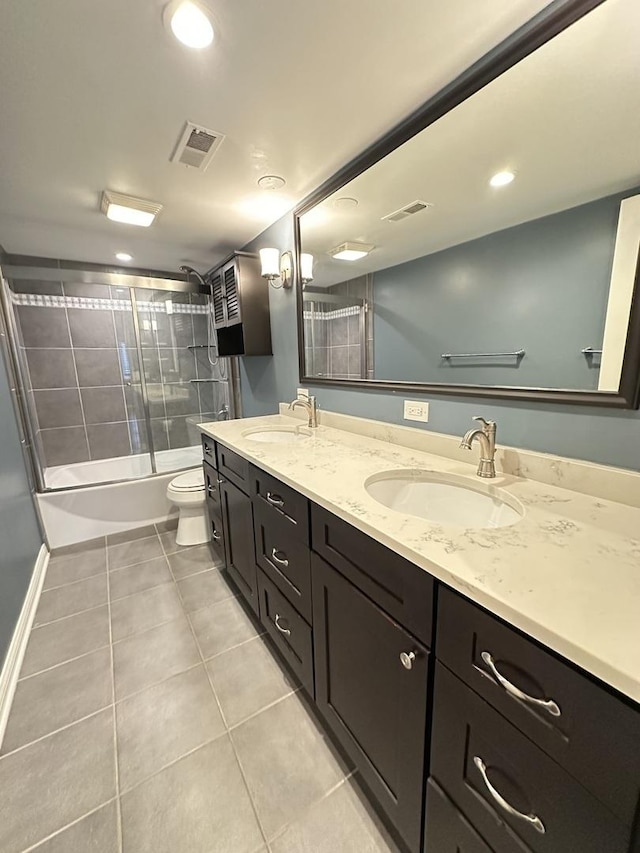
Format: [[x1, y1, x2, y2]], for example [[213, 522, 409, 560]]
[[460, 416, 497, 478], [288, 393, 318, 428]]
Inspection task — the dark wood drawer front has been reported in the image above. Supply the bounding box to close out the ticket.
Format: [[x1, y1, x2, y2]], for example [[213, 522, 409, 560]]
[[253, 501, 312, 622], [425, 780, 495, 853], [208, 511, 226, 567], [220, 480, 258, 616], [203, 461, 222, 514], [250, 465, 310, 543], [431, 664, 630, 853], [202, 435, 217, 467], [216, 443, 250, 494], [311, 504, 433, 645], [313, 553, 430, 853], [257, 569, 313, 694], [437, 587, 640, 824]]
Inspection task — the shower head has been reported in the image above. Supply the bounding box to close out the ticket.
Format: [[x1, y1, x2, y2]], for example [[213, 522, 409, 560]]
[[179, 265, 207, 289]]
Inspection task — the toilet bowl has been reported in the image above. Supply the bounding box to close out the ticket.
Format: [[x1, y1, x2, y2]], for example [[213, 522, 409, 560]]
[[166, 468, 210, 546]]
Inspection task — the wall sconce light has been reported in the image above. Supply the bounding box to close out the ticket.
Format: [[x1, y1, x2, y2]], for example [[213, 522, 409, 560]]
[[260, 248, 293, 289], [301, 253, 314, 284]]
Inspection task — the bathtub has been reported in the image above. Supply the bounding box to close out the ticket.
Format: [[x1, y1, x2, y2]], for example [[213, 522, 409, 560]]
[[37, 446, 203, 548]]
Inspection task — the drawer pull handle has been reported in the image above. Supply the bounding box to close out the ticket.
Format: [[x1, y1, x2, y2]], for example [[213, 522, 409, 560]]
[[203, 444, 213, 456], [274, 614, 291, 636], [271, 548, 289, 567], [207, 486, 217, 497], [212, 527, 221, 542], [481, 651, 561, 718], [400, 651, 416, 670], [266, 492, 285, 508], [473, 756, 545, 834]]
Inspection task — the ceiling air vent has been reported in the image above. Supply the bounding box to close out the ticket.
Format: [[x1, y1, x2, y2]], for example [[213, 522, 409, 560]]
[[381, 200, 432, 223], [170, 121, 225, 171]]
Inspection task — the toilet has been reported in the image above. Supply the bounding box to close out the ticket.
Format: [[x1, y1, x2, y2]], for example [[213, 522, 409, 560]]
[[166, 468, 210, 546]]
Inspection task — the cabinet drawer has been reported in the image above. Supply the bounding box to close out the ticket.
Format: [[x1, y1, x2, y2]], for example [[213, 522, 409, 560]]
[[430, 663, 631, 853], [313, 553, 430, 853], [425, 780, 494, 853], [208, 511, 226, 567], [257, 569, 313, 694], [216, 442, 250, 494], [311, 504, 433, 645], [437, 587, 640, 824], [250, 465, 310, 543], [253, 500, 312, 622], [202, 435, 217, 468], [203, 461, 222, 514]]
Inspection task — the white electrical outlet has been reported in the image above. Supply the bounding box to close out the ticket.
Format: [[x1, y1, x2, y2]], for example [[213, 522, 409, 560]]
[[403, 400, 429, 422], [297, 387, 309, 399]]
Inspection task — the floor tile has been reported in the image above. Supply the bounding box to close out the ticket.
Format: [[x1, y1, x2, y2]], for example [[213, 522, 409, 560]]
[[109, 556, 172, 601], [269, 778, 399, 853], [110, 582, 183, 642], [167, 542, 217, 576], [0, 709, 116, 853], [35, 574, 107, 626], [107, 535, 164, 570], [106, 524, 157, 546], [206, 636, 296, 727], [117, 665, 225, 791], [44, 548, 107, 590], [232, 692, 348, 839], [50, 536, 105, 559], [158, 528, 188, 555], [21, 606, 110, 677], [177, 567, 235, 613], [2, 647, 112, 754], [155, 517, 179, 534], [120, 737, 263, 853], [30, 800, 119, 853], [190, 595, 262, 660], [113, 617, 200, 701]]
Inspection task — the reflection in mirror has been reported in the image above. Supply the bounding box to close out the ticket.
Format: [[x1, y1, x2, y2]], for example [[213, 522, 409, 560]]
[[298, 0, 640, 398]]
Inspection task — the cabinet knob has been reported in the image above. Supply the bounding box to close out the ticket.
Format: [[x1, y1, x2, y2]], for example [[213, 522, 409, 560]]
[[400, 651, 416, 670]]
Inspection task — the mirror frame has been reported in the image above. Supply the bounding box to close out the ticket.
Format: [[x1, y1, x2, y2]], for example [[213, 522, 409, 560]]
[[294, 0, 640, 409]]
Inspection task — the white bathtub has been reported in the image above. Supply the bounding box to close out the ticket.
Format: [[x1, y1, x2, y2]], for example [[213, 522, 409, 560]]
[[38, 446, 203, 548]]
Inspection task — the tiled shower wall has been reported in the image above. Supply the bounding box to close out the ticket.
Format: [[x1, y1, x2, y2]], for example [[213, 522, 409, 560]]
[[9, 279, 225, 469]]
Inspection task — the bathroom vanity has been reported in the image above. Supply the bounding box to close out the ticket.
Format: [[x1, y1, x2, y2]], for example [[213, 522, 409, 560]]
[[200, 413, 640, 853]]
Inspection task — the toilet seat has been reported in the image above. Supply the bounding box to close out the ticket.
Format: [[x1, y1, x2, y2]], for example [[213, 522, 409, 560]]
[[169, 468, 205, 492]]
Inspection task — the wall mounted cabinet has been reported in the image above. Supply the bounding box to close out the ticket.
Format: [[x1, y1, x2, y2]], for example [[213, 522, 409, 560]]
[[208, 253, 272, 356]]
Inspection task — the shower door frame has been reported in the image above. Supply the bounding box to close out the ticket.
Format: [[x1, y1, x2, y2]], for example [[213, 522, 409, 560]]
[[1, 264, 234, 494]]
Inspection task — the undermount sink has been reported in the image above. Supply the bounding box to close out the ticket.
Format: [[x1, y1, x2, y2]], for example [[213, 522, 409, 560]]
[[365, 470, 524, 529], [243, 426, 312, 444]]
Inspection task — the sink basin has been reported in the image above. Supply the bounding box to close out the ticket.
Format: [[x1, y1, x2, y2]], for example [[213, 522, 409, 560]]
[[365, 470, 523, 529], [243, 426, 312, 444]]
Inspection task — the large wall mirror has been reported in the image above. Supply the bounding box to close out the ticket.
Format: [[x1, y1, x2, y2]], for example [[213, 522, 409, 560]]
[[294, 0, 640, 407]]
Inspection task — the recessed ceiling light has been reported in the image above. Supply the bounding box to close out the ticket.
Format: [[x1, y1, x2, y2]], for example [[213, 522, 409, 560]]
[[489, 170, 516, 188], [329, 241, 374, 261], [333, 197, 359, 210], [166, 1, 214, 49], [257, 175, 286, 190], [101, 191, 163, 227], [116, 252, 133, 262]]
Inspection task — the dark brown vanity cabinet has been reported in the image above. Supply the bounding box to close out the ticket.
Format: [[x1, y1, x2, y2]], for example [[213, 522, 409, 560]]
[[220, 477, 259, 616]]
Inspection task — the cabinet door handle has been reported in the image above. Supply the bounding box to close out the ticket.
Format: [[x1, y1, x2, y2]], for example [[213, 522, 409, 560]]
[[481, 651, 561, 717], [207, 485, 217, 498], [473, 756, 545, 835], [203, 444, 213, 457], [274, 614, 291, 636], [400, 651, 416, 670], [271, 548, 289, 567], [266, 492, 285, 508], [212, 527, 221, 542]]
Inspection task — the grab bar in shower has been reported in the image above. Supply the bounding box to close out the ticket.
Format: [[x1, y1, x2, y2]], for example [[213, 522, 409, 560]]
[[441, 349, 525, 359], [187, 345, 210, 349], [189, 378, 228, 383], [581, 347, 603, 354]]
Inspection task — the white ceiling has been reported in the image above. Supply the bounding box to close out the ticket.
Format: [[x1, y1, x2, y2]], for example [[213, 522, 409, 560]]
[[301, 0, 640, 288], [0, 0, 553, 273]]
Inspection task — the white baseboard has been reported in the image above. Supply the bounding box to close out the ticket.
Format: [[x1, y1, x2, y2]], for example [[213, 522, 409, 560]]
[[0, 544, 49, 749]]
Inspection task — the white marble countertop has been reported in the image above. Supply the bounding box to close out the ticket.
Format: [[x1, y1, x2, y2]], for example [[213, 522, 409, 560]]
[[200, 413, 640, 705]]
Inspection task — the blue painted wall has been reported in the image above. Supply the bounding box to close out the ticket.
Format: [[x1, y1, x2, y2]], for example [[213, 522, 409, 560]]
[[240, 214, 640, 472], [374, 191, 632, 389], [0, 306, 43, 669]]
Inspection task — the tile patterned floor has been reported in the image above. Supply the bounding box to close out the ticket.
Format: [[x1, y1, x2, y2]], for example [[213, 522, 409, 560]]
[[0, 523, 399, 853]]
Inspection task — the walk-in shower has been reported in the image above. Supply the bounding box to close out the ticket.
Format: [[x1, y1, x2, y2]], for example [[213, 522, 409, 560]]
[[0, 258, 237, 545]]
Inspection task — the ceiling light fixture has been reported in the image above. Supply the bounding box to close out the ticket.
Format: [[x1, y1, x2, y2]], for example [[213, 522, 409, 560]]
[[489, 170, 516, 188], [101, 191, 163, 227], [115, 252, 133, 262], [257, 175, 286, 191], [300, 253, 314, 284], [329, 241, 374, 261], [165, 1, 214, 49]]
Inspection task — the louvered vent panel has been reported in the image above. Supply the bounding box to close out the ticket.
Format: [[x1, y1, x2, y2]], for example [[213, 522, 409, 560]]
[[381, 200, 432, 223], [211, 273, 225, 324], [170, 122, 225, 172], [224, 266, 240, 320]]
